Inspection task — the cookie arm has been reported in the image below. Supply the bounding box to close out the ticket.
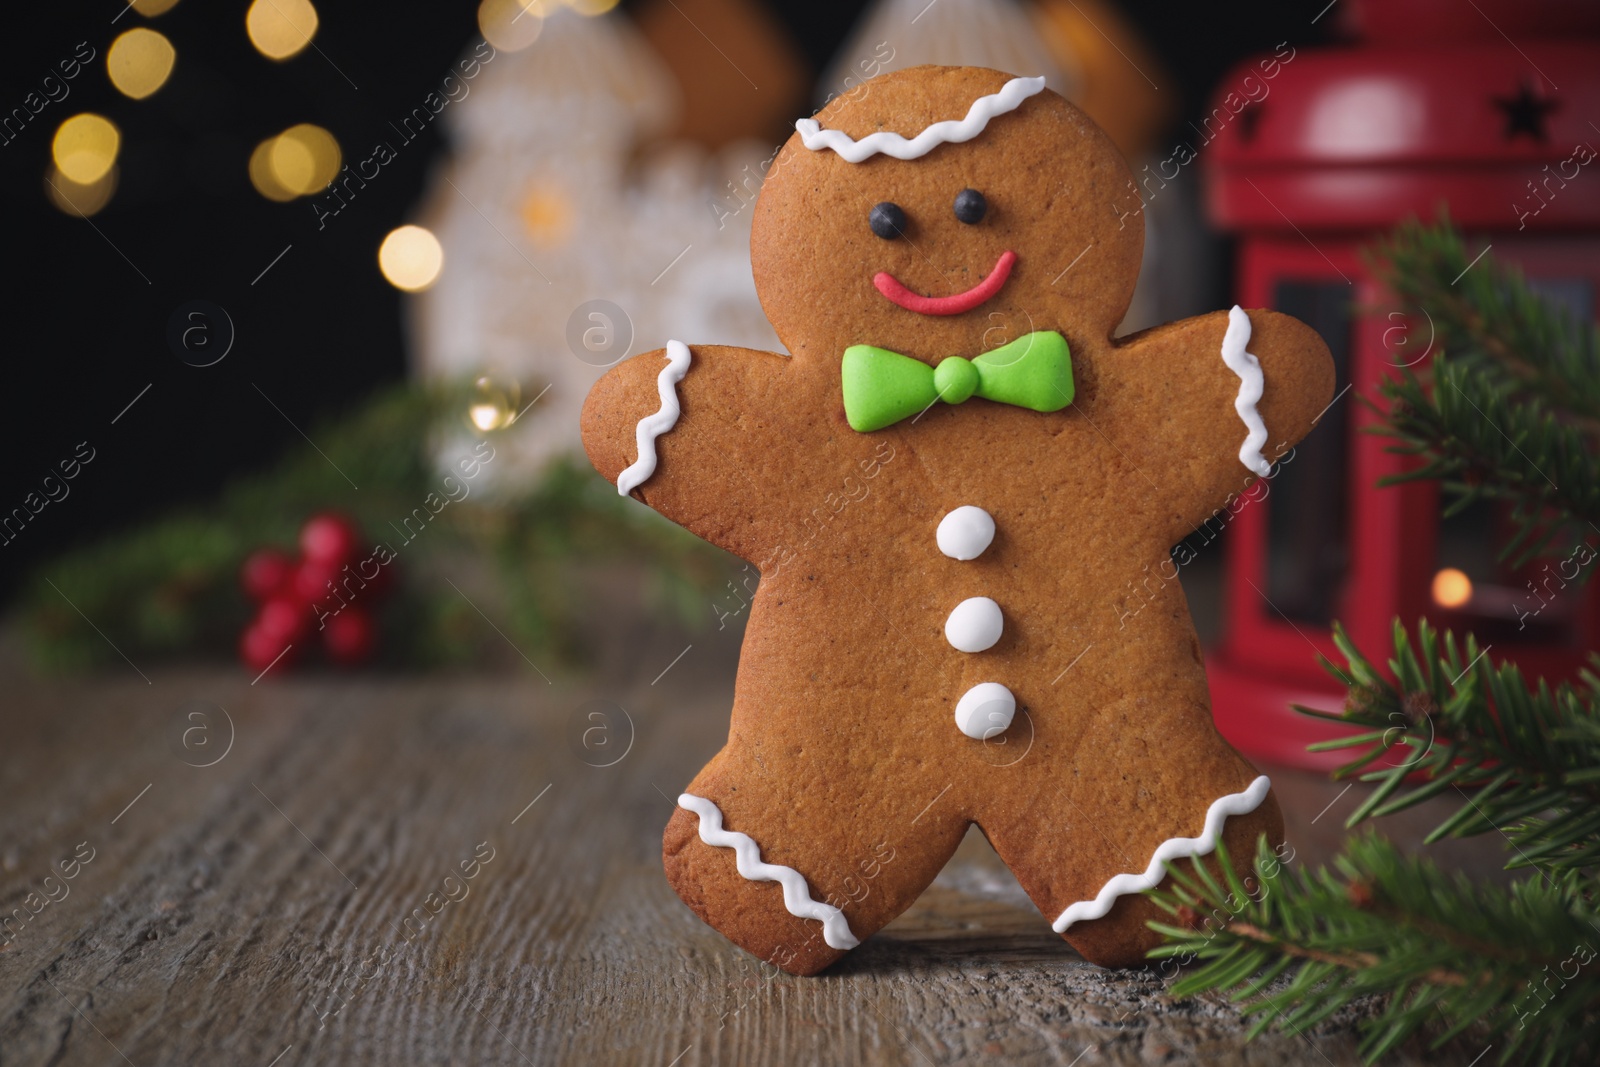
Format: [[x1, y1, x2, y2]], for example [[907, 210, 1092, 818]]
[[1092, 307, 1334, 540], [581, 343, 795, 561]]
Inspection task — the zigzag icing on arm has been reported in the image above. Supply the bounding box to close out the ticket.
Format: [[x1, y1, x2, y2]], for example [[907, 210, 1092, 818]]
[[617, 340, 692, 497], [794, 76, 1046, 163], [678, 793, 861, 950], [1220, 306, 1272, 477], [1051, 775, 1272, 933]]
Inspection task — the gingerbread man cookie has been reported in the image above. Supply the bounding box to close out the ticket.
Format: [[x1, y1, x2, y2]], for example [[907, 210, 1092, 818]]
[[582, 65, 1333, 975]]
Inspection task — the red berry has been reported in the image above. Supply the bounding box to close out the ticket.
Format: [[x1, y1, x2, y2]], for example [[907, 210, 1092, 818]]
[[293, 557, 345, 605], [300, 513, 362, 565], [323, 607, 376, 666], [257, 597, 313, 644], [240, 548, 296, 601], [239, 623, 297, 675]]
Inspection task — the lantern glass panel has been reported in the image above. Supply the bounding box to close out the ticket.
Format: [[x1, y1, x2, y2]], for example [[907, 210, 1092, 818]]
[[1525, 276, 1593, 326], [1264, 280, 1352, 625]]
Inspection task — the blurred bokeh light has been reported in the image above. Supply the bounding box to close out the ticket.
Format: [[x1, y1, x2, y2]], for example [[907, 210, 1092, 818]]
[[379, 225, 444, 291], [246, 0, 320, 61], [107, 27, 176, 99], [51, 114, 120, 185]]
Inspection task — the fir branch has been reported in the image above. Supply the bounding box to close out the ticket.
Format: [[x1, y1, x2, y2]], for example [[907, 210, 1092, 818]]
[[1369, 219, 1600, 565], [1373, 215, 1600, 427], [1379, 356, 1600, 564], [1146, 836, 1600, 1065], [1298, 619, 1600, 870]]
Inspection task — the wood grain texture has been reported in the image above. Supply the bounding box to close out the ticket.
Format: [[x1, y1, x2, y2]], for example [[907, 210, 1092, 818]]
[[0, 630, 1497, 1066]]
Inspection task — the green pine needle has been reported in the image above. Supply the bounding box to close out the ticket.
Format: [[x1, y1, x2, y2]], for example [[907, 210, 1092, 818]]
[[1368, 216, 1600, 566], [1147, 836, 1600, 1064], [1297, 618, 1600, 871]]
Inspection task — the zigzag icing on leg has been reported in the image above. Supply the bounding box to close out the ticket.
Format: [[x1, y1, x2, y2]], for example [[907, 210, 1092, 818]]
[[1051, 775, 1272, 933], [678, 792, 860, 950]]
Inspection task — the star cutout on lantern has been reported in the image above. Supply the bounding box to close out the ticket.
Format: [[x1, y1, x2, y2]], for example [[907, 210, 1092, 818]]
[[1493, 82, 1559, 142]]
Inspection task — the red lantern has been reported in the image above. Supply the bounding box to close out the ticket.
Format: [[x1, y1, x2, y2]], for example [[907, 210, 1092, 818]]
[[1200, 0, 1600, 769]]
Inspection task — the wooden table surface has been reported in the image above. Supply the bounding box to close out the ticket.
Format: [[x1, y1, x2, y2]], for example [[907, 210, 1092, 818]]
[[0, 622, 1499, 1067]]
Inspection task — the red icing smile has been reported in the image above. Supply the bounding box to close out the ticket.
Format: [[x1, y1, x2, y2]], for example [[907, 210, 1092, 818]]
[[873, 250, 1017, 316]]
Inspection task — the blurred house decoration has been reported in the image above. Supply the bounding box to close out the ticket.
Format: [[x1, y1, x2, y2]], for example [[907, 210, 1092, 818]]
[[818, 0, 1203, 335], [412, 1, 797, 487], [819, 0, 1072, 105], [632, 0, 808, 150], [1201, 0, 1600, 769], [1029, 0, 1173, 160]]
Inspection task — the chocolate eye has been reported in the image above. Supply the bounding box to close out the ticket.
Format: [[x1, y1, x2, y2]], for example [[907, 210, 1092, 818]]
[[953, 188, 987, 224], [869, 202, 907, 240]]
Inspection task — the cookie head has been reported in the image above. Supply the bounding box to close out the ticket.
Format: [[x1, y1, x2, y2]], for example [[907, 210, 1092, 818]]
[[751, 65, 1143, 365]]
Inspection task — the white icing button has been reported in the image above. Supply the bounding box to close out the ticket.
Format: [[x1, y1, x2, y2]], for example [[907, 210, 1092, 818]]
[[936, 506, 996, 560], [955, 682, 1016, 740], [945, 596, 1003, 652]]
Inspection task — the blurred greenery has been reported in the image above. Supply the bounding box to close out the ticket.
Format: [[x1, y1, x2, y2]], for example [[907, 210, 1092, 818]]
[[21, 380, 735, 673]]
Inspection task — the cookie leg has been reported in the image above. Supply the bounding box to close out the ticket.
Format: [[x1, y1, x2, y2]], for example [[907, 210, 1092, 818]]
[[663, 769, 966, 976], [981, 761, 1283, 969], [1058, 778, 1281, 968]]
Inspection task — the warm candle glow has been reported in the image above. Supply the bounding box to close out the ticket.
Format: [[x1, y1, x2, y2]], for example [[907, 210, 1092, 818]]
[[1431, 567, 1473, 609]]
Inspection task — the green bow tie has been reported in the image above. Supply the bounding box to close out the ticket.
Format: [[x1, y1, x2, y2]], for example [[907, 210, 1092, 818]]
[[841, 331, 1074, 432]]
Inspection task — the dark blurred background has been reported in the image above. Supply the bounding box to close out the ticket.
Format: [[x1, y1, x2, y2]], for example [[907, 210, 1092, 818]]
[[0, 0, 1329, 602]]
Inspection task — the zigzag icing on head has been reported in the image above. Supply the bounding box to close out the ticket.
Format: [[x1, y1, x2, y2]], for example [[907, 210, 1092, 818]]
[[794, 75, 1047, 163]]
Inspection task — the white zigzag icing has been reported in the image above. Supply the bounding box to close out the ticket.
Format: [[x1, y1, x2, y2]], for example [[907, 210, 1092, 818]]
[[678, 793, 860, 950], [617, 340, 691, 496], [1220, 306, 1272, 477], [794, 76, 1047, 163], [1051, 775, 1272, 933]]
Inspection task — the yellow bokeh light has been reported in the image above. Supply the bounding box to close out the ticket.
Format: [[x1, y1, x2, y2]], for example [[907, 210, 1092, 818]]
[[569, 0, 620, 14], [52, 114, 120, 185], [379, 226, 444, 292], [478, 0, 546, 52], [270, 123, 340, 195], [131, 0, 183, 15], [250, 125, 339, 201], [1431, 568, 1473, 609], [467, 376, 521, 431], [246, 0, 319, 61], [46, 165, 118, 217], [108, 28, 176, 100], [249, 137, 297, 201]]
